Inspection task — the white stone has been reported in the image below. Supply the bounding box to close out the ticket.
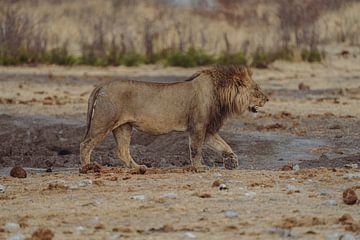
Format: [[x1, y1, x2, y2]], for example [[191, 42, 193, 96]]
[[5, 223, 20, 231], [130, 195, 145, 201]]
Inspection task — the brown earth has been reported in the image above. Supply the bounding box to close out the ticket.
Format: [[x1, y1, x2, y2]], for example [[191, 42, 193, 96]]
[[0, 54, 360, 239]]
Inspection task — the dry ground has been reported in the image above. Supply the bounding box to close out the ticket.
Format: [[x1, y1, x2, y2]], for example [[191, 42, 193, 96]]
[[0, 52, 360, 239]]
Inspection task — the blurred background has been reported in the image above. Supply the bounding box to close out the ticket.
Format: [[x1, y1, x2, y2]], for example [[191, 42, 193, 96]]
[[1, 0, 359, 67]]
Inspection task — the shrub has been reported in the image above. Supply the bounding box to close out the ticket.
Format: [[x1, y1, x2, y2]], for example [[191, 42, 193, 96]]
[[120, 52, 145, 66], [271, 48, 295, 61], [252, 48, 270, 68], [301, 48, 323, 62], [217, 52, 247, 65], [165, 48, 215, 67]]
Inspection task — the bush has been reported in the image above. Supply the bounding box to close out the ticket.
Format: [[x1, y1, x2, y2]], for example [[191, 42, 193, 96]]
[[252, 48, 270, 68], [165, 48, 215, 67], [271, 48, 295, 61], [217, 52, 247, 65], [120, 52, 145, 66], [301, 48, 323, 62], [41, 48, 80, 65]]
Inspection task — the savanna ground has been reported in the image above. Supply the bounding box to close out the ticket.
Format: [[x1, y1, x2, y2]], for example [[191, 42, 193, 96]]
[[0, 50, 360, 239]]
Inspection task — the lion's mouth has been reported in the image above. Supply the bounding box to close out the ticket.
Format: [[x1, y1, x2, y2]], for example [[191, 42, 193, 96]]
[[249, 105, 258, 113]]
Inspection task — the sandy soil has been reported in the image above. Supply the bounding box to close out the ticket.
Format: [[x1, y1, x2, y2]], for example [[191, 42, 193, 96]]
[[0, 53, 360, 239], [0, 168, 360, 239]]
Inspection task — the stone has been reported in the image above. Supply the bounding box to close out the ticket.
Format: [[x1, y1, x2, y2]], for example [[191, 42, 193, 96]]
[[183, 232, 196, 239], [219, 184, 228, 190], [10, 166, 27, 178], [161, 192, 177, 199], [130, 195, 145, 201], [343, 188, 358, 205], [5, 223, 20, 231], [224, 210, 239, 218], [0, 184, 6, 193], [7, 233, 25, 240], [321, 200, 337, 206]]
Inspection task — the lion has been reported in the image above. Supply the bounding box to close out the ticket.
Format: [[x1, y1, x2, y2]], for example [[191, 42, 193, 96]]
[[80, 65, 268, 171]]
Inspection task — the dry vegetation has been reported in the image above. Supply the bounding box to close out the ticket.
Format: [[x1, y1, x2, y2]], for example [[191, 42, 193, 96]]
[[0, 0, 360, 67]]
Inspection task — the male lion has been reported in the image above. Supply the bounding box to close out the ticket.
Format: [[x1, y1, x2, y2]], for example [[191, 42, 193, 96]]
[[80, 65, 268, 171]]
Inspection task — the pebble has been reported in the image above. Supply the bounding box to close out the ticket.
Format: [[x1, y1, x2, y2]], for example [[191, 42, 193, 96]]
[[10, 166, 27, 178], [161, 192, 177, 199], [343, 188, 358, 205], [344, 163, 358, 169], [269, 227, 292, 237], [344, 173, 360, 179], [7, 233, 25, 240], [293, 164, 300, 171], [212, 172, 222, 177], [0, 184, 6, 193], [183, 232, 196, 239], [327, 233, 357, 240], [219, 184, 228, 190], [319, 189, 335, 196], [286, 184, 298, 191], [130, 195, 145, 201], [245, 191, 257, 199], [319, 154, 329, 161], [224, 210, 239, 218], [73, 179, 93, 188], [321, 200, 337, 206], [5, 223, 20, 231], [340, 233, 356, 240], [109, 233, 122, 240]]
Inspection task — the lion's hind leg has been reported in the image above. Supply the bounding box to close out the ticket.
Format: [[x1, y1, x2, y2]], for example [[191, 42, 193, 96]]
[[113, 124, 146, 172], [206, 133, 238, 170]]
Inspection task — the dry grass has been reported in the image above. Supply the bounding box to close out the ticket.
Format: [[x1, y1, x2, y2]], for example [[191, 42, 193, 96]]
[[0, 0, 359, 66]]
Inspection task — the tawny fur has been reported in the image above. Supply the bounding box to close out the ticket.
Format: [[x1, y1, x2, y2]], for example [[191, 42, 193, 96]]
[[80, 65, 268, 170]]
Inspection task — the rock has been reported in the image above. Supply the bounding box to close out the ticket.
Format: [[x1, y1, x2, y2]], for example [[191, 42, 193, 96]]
[[344, 164, 358, 169], [219, 184, 228, 190], [10, 166, 27, 178], [0, 184, 6, 193], [321, 200, 337, 206], [286, 185, 297, 191], [47, 180, 68, 190], [161, 192, 177, 199], [196, 193, 211, 198], [212, 180, 221, 187], [293, 164, 300, 171], [298, 82, 310, 91], [79, 163, 102, 174], [245, 191, 257, 199], [343, 188, 358, 205], [5, 223, 20, 231], [319, 189, 335, 196], [130, 195, 145, 201], [72, 179, 93, 188], [319, 154, 329, 161], [280, 163, 293, 171], [109, 233, 122, 240], [183, 231, 196, 239], [212, 172, 222, 177], [138, 165, 147, 174], [31, 228, 54, 240], [7, 233, 25, 240], [340, 233, 356, 240], [344, 173, 360, 179], [269, 227, 292, 237], [224, 210, 239, 218]]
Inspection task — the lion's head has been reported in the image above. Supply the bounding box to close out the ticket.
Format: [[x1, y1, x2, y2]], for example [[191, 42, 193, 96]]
[[205, 65, 268, 133], [206, 65, 268, 114]]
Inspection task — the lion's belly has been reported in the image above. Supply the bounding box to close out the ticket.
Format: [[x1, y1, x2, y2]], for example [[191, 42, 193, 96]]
[[131, 116, 187, 134]]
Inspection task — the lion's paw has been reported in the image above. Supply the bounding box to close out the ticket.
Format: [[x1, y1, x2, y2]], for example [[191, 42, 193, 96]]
[[224, 157, 238, 170]]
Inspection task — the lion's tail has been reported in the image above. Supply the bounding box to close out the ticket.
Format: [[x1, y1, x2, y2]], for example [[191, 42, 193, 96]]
[[83, 85, 102, 141]]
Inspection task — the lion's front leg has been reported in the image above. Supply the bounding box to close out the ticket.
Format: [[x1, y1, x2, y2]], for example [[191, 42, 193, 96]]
[[206, 133, 238, 170], [188, 130, 208, 171]]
